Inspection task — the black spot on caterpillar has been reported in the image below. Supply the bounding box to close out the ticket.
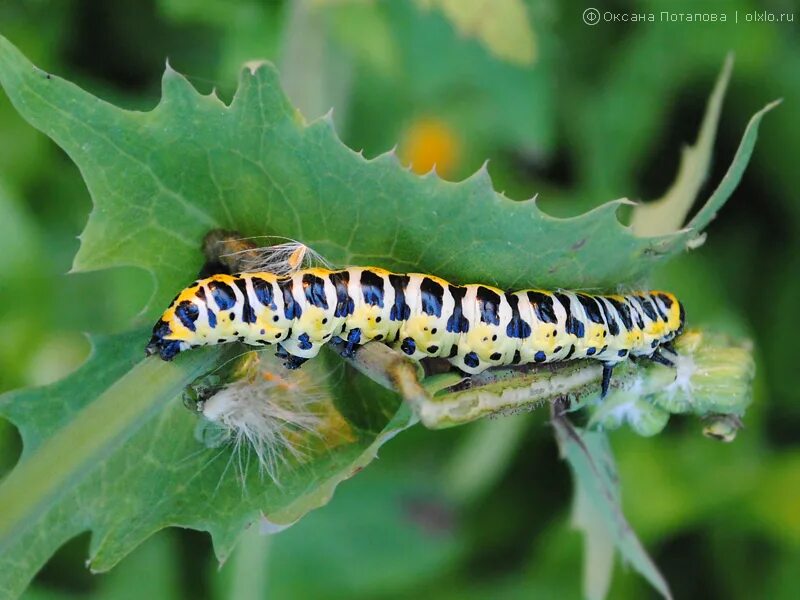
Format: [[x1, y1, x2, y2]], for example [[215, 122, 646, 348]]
[[208, 280, 236, 311], [419, 277, 444, 317], [476, 286, 501, 325], [360, 269, 385, 307], [329, 271, 354, 318], [302, 274, 329, 309], [505, 292, 532, 339], [388, 274, 411, 321], [446, 285, 469, 333], [175, 300, 199, 332], [233, 279, 257, 324], [251, 277, 277, 309]]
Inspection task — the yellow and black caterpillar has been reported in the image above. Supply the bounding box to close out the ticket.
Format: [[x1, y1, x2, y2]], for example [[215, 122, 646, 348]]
[[146, 267, 685, 397]]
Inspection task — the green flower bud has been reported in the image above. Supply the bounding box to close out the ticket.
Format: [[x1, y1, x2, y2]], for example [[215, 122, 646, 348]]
[[588, 390, 670, 437], [649, 331, 755, 416]]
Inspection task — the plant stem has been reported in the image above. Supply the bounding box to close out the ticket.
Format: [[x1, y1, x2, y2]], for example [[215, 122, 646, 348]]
[[417, 360, 617, 429], [221, 522, 271, 600], [0, 348, 227, 555]]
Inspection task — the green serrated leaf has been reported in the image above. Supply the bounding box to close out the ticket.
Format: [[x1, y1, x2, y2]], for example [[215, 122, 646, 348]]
[[0, 332, 411, 597], [0, 34, 764, 308]]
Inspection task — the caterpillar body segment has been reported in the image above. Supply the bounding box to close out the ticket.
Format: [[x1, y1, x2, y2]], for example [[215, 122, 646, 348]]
[[146, 267, 686, 387]]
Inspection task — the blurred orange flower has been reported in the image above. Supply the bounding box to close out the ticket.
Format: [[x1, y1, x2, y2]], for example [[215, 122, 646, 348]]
[[399, 117, 460, 178]]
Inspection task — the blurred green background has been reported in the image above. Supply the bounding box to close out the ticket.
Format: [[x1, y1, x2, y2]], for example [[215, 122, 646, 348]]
[[1, 0, 799, 598]]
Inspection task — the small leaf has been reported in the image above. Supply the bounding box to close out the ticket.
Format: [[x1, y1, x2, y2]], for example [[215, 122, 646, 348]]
[[572, 482, 615, 600], [631, 55, 733, 236], [685, 98, 781, 235], [552, 409, 672, 600], [629, 55, 780, 250]]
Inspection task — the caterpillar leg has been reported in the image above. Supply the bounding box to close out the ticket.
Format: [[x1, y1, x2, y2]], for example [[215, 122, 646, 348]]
[[275, 343, 309, 370], [284, 355, 309, 370], [601, 362, 614, 399], [660, 340, 676, 354], [649, 350, 675, 368], [341, 328, 362, 359]]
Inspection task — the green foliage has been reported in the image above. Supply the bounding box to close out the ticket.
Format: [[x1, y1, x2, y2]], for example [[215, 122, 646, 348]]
[[413, 0, 537, 66], [554, 418, 669, 600], [0, 35, 774, 304], [630, 54, 733, 236], [261, 467, 462, 598], [0, 330, 411, 597], [0, 2, 796, 595]]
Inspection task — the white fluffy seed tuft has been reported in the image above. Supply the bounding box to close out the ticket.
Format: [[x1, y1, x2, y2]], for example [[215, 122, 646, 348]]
[[220, 237, 331, 275], [199, 367, 325, 485]]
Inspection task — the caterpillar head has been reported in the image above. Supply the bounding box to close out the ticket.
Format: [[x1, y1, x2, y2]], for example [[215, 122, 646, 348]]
[[146, 317, 187, 361], [146, 297, 202, 360]]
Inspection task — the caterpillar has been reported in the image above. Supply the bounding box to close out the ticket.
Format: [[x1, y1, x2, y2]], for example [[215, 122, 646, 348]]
[[146, 260, 685, 398]]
